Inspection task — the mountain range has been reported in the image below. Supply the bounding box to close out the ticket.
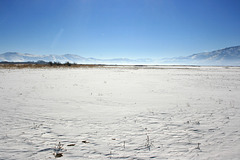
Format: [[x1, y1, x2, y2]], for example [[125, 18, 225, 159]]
[[162, 45, 240, 65], [0, 45, 240, 65]]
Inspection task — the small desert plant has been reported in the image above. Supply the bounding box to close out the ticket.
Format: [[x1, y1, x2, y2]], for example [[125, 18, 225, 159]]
[[145, 134, 154, 151], [53, 142, 65, 158], [195, 143, 201, 150]]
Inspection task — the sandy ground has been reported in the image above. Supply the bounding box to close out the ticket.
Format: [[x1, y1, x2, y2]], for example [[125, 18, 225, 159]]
[[0, 66, 240, 160]]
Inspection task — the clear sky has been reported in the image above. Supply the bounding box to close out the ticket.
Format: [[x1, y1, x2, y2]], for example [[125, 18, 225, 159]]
[[0, 0, 240, 59]]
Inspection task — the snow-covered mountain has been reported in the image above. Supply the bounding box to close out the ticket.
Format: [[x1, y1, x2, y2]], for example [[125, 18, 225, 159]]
[[164, 46, 240, 65], [1, 45, 240, 65], [0, 52, 87, 63], [0, 52, 151, 64]]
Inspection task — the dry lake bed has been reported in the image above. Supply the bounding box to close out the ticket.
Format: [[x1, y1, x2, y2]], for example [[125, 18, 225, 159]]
[[0, 66, 240, 159]]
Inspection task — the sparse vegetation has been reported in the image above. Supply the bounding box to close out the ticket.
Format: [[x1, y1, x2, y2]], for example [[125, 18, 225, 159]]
[[0, 61, 108, 69]]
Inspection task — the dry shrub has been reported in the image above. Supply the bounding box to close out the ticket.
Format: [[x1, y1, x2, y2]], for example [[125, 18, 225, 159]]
[[0, 63, 107, 69]]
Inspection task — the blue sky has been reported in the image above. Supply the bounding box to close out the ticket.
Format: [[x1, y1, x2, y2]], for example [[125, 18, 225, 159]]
[[0, 0, 240, 59]]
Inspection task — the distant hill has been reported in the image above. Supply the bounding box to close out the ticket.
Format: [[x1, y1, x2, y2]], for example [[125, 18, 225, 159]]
[[0, 52, 152, 64], [1, 45, 240, 65], [164, 45, 240, 65], [0, 52, 88, 63]]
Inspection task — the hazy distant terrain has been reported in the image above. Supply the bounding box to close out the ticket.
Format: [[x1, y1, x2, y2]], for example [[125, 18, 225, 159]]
[[1, 45, 240, 65], [0, 66, 240, 159]]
